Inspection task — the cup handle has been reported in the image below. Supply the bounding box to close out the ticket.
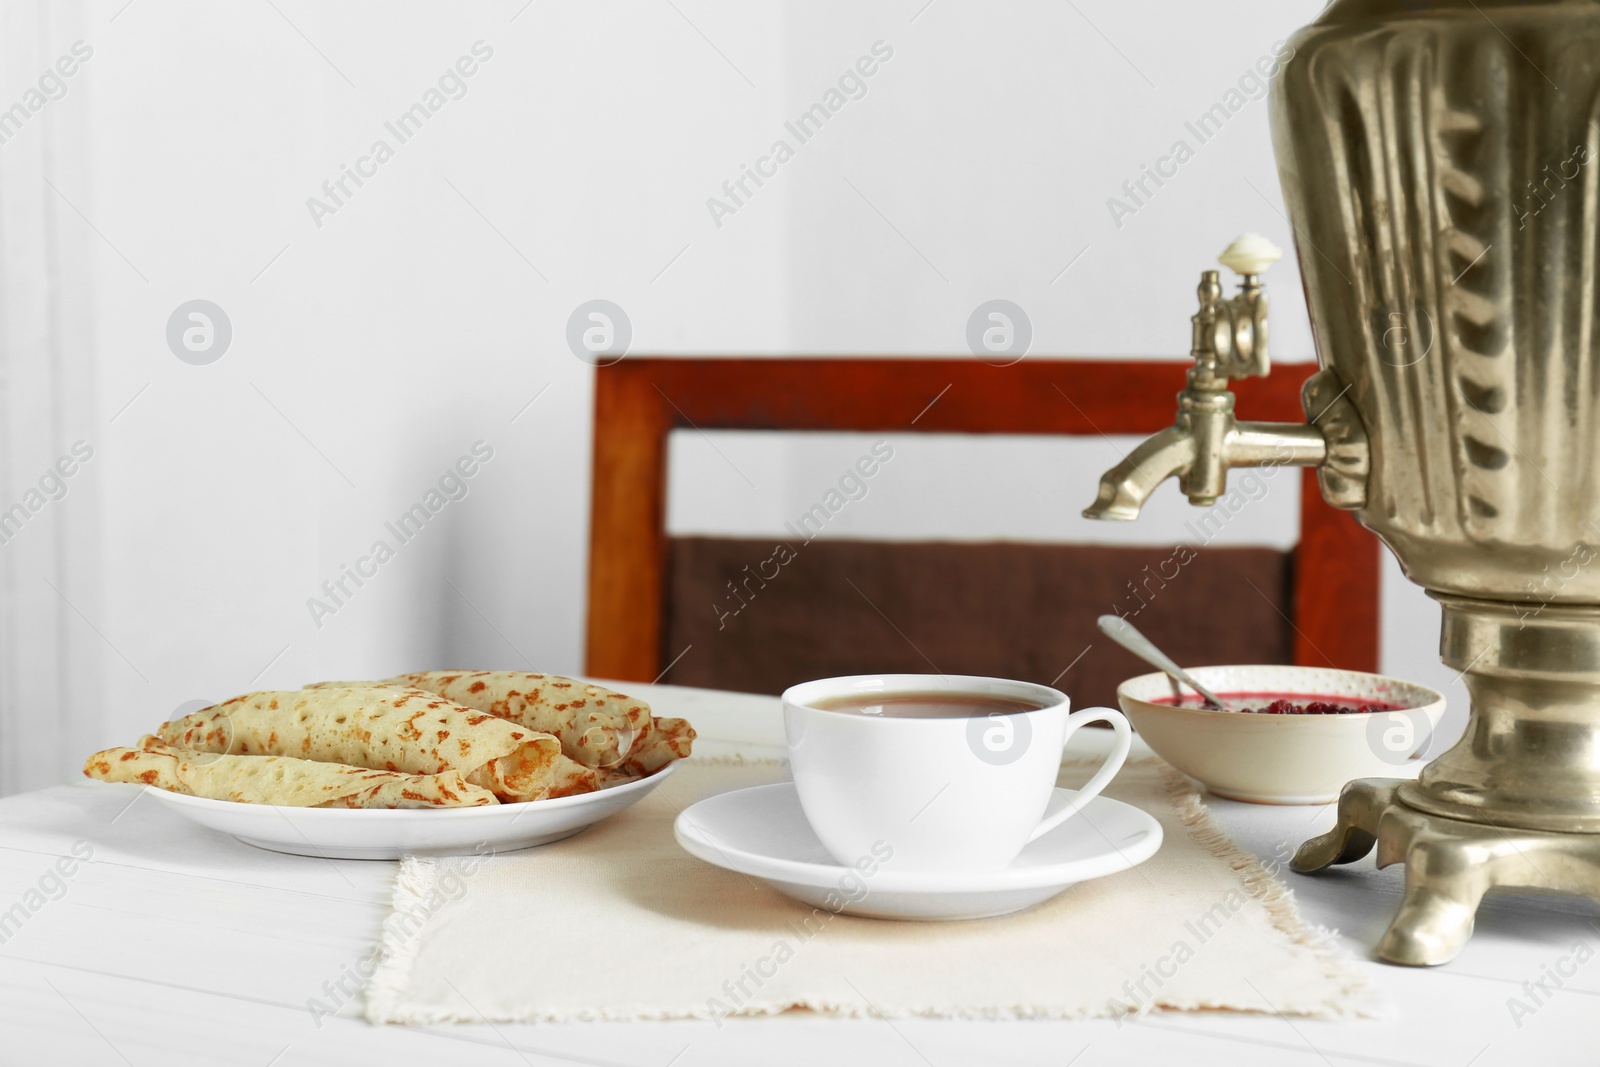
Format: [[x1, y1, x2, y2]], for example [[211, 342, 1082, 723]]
[[1026, 706, 1133, 842]]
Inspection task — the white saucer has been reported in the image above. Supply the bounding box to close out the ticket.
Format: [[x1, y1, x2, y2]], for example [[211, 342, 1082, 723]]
[[673, 781, 1162, 921], [135, 763, 676, 860]]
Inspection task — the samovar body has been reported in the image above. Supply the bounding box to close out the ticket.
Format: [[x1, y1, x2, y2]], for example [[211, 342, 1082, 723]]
[[1280, 0, 1600, 603], [1087, 0, 1600, 963], [1281, 0, 1600, 837]]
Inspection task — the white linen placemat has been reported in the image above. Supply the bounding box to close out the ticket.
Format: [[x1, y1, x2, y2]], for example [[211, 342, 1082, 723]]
[[365, 758, 1376, 1024]]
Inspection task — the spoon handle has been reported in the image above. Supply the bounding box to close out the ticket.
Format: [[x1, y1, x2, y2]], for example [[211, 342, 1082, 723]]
[[1096, 614, 1231, 711]]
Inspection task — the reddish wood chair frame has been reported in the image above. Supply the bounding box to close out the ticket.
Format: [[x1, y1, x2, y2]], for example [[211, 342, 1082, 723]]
[[585, 359, 1379, 682]]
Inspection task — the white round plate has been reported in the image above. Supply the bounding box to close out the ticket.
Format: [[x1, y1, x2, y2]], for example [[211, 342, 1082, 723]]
[[674, 782, 1162, 921], [136, 763, 676, 860]]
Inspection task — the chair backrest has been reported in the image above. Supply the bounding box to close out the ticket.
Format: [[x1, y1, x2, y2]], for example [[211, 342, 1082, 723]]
[[586, 358, 1380, 702]]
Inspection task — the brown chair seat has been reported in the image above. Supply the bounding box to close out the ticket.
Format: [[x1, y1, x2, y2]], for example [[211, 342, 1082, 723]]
[[662, 536, 1292, 708]]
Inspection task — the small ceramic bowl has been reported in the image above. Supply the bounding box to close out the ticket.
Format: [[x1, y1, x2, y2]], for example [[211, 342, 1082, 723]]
[[1117, 665, 1447, 804]]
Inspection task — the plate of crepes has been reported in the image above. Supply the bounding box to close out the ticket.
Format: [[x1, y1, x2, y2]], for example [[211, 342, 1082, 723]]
[[82, 672, 694, 859]]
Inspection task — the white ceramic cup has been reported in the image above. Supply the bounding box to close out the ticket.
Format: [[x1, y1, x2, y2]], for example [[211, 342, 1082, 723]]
[[782, 674, 1133, 875]]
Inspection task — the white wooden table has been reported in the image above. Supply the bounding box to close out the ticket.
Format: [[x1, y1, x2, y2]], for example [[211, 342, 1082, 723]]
[[0, 684, 1591, 1066]]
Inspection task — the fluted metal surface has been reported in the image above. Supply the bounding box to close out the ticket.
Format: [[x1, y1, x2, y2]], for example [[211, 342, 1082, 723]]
[[1274, 0, 1600, 602]]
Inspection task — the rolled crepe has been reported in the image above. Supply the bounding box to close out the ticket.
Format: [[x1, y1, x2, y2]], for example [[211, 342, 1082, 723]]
[[612, 715, 695, 779], [155, 687, 598, 801], [386, 671, 652, 769], [84, 738, 497, 808]]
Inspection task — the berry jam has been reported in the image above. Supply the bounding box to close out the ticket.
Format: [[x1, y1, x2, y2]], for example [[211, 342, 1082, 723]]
[[1150, 692, 1405, 715]]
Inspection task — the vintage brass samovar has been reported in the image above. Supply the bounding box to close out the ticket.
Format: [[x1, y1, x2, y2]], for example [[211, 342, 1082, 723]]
[[1086, 0, 1600, 965]]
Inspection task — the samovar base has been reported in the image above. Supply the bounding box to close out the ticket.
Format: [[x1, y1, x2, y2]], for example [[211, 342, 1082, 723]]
[[1293, 778, 1600, 966]]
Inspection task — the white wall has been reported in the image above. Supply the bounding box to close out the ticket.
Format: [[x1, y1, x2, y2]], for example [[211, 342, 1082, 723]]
[[0, 0, 1461, 795]]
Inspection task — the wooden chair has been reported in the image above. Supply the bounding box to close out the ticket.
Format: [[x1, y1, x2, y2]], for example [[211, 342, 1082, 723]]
[[585, 359, 1379, 704]]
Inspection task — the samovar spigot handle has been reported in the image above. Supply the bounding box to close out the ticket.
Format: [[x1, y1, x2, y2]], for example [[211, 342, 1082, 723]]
[[1198, 233, 1281, 383]]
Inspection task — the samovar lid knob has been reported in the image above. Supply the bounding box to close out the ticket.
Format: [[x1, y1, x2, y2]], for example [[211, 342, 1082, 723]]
[[1218, 233, 1282, 278]]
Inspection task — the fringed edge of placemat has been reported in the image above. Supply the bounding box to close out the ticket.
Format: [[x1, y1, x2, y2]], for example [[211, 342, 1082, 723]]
[[1139, 760, 1384, 1022], [364, 853, 451, 1025]]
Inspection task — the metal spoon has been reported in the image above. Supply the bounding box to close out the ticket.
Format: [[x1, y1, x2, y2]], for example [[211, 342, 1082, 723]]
[[1096, 614, 1232, 711]]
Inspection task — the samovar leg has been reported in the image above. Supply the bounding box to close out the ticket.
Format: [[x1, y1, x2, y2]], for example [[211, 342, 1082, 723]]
[[1377, 877, 1485, 966], [1290, 779, 1600, 965], [1373, 821, 1489, 967], [1291, 778, 1399, 872], [1292, 779, 1485, 964]]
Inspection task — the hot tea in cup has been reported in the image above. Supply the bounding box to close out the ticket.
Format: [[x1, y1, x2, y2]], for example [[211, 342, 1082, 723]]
[[783, 674, 1132, 875], [806, 692, 1048, 718]]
